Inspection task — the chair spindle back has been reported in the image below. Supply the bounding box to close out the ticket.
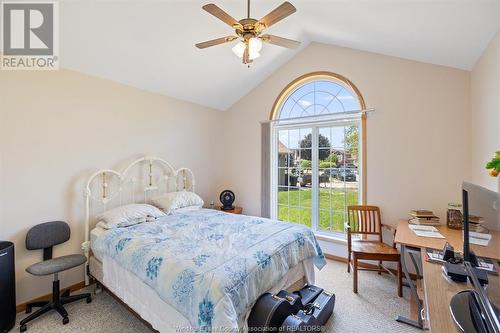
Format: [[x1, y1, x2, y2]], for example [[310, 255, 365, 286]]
[[347, 205, 383, 242]]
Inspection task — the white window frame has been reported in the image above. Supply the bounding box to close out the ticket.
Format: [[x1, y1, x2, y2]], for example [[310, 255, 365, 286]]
[[270, 117, 364, 239]]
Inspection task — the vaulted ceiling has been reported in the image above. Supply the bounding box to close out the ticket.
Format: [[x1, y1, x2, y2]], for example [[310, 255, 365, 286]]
[[60, 0, 500, 110]]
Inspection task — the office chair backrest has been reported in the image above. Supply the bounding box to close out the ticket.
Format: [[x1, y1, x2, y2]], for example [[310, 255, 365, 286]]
[[26, 221, 70, 260]]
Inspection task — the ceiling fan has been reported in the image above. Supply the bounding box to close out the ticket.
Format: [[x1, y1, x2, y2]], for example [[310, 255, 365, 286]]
[[195, 0, 300, 65]]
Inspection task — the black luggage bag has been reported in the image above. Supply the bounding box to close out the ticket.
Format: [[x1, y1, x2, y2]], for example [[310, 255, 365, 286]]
[[247, 290, 302, 332], [280, 290, 336, 332]]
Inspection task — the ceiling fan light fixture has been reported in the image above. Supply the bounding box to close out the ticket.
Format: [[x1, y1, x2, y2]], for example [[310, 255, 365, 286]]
[[249, 37, 263, 53], [249, 51, 261, 60], [232, 41, 246, 58]]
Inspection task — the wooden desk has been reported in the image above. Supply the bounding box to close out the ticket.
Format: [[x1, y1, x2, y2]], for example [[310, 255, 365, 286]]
[[422, 251, 500, 333], [395, 220, 500, 259], [395, 220, 500, 332]]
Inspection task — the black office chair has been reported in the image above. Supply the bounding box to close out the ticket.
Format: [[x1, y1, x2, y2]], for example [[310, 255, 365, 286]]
[[20, 221, 91, 332]]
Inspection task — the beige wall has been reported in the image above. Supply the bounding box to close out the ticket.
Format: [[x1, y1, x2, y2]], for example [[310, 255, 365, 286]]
[[471, 31, 500, 191], [0, 70, 225, 303], [223, 42, 471, 227]]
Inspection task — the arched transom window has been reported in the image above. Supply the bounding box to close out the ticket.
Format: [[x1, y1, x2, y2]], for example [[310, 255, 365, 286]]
[[277, 80, 362, 119]]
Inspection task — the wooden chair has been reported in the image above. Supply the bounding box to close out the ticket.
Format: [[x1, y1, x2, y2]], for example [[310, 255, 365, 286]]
[[346, 205, 402, 297]]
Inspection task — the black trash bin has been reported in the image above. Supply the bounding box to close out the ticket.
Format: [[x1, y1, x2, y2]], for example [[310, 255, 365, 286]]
[[0, 241, 15, 333]]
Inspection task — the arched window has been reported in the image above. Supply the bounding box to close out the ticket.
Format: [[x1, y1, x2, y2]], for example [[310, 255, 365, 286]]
[[276, 80, 362, 119], [270, 72, 366, 237]]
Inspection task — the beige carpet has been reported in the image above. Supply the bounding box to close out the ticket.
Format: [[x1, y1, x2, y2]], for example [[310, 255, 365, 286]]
[[14, 259, 420, 333]]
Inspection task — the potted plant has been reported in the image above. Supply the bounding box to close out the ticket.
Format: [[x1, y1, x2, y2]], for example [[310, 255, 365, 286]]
[[485, 151, 500, 191]]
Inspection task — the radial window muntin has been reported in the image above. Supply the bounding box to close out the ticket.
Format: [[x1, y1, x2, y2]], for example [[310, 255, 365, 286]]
[[270, 72, 366, 120]]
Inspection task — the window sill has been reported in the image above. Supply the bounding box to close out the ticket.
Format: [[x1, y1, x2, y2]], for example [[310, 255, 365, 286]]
[[314, 232, 347, 245]]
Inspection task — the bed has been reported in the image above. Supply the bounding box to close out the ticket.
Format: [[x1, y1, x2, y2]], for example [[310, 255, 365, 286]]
[[81, 156, 325, 332]]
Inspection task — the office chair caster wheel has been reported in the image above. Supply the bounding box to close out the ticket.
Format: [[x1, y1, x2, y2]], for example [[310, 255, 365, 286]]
[[25, 305, 32, 314], [86, 296, 92, 303], [62, 317, 69, 325], [20, 324, 27, 332]]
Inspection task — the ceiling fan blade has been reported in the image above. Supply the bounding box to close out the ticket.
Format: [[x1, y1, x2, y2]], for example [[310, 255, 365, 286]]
[[195, 36, 238, 49], [260, 34, 300, 49], [202, 4, 241, 28], [258, 2, 296, 28]]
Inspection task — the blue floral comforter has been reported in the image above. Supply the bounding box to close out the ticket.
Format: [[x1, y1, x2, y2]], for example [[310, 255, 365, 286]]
[[93, 208, 325, 331]]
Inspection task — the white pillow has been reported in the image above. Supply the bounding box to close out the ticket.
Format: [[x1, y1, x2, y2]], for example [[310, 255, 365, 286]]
[[171, 206, 203, 214], [152, 191, 204, 214], [96, 204, 165, 229]]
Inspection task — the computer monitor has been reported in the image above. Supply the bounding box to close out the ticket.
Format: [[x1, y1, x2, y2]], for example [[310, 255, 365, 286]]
[[450, 182, 500, 333], [463, 181, 500, 232]]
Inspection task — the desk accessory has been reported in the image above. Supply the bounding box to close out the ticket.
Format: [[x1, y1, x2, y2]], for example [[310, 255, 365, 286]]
[[443, 242, 455, 262]]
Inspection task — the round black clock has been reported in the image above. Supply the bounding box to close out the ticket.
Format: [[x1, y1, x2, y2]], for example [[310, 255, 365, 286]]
[[220, 190, 235, 211]]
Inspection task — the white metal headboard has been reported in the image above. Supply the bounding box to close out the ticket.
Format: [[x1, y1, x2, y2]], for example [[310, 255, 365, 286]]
[[81, 156, 195, 285]]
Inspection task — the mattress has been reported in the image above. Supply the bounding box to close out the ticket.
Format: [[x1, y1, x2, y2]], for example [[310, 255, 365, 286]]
[[90, 254, 313, 333], [90, 225, 107, 262]]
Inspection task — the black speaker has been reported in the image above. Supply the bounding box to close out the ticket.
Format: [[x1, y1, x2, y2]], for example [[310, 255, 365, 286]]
[[0, 241, 15, 333]]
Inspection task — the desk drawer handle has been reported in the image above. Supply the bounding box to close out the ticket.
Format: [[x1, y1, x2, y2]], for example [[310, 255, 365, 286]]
[[420, 308, 426, 321]]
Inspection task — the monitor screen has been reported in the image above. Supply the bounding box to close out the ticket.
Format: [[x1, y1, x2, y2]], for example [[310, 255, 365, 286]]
[[463, 181, 500, 232]]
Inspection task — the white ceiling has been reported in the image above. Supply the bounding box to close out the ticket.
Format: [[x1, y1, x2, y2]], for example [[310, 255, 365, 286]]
[[60, 0, 500, 110]]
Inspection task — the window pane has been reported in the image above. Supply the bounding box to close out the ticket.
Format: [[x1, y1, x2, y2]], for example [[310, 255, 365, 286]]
[[288, 207, 301, 224], [319, 209, 331, 231], [278, 186, 289, 206], [346, 188, 359, 208], [288, 187, 300, 206], [280, 99, 295, 119], [337, 88, 360, 111], [327, 99, 344, 113], [331, 126, 344, 149], [299, 149, 312, 164], [290, 149, 300, 168], [278, 130, 288, 149], [331, 211, 345, 233], [297, 92, 315, 117], [294, 82, 314, 98], [278, 205, 289, 222], [316, 81, 342, 97], [318, 169, 330, 189], [318, 148, 330, 163], [299, 188, 312, 209], [319, 128, 330, 147], [289, 129, 300, 149], [344, 125, 359, 166], [289, 104, 303, 118], [278, 151, 290, 168], [299, 128, 312, 148], [278, 168, 289, 186], [331, 188, 346, 211], [319, 187, 330, 210], [300, 208, 312, 227]]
